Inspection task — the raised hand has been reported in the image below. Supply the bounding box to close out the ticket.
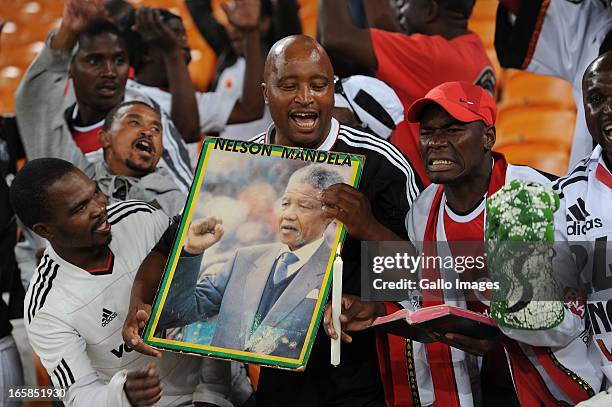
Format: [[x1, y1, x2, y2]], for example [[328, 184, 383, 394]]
[[62, 0, 105, 34], [133, 7, 182, 53], [221, 0, 261, 32], [323, 294, 386, 343], [124, 363, 163, 406], [183, 217, 224, 255]]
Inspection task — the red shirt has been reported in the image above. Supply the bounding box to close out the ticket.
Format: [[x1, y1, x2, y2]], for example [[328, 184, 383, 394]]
[[371, 30, 495, 185], [71, 123, 103, 154]]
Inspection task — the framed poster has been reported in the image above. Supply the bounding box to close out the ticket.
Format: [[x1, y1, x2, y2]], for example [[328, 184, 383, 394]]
[[143, 138, 364, 370]]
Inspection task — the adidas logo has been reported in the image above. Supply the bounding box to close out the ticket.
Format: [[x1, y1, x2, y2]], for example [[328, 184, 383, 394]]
[[567, 198, 603, 236], [101, 308, 118, 327]]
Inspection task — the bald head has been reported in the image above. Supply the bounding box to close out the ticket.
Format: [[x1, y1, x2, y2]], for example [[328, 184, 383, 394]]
[[582, 52, 612, 165], [583, 52, 612, 84], [261, 35, 336, 149], [264, 35, 333, 82]]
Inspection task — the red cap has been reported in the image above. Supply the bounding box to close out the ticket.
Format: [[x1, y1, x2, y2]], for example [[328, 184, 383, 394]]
[[407, 81, 496, 126]]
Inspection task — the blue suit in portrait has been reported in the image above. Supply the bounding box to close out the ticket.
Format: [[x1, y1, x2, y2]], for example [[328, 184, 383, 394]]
[[161, 240, 331, 359]]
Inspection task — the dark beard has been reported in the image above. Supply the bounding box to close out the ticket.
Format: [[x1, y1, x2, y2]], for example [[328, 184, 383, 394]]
[[126, 159, 155, 176]]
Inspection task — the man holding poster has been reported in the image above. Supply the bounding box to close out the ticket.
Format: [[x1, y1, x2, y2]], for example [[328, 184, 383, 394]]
[[124, 35, 422, 406], [158, 164, 343, 358]]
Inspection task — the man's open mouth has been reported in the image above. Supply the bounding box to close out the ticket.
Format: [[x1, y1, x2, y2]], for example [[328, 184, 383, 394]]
[[601, 121, 612, 141], [289, 111, 319, 131], [134, 138, 154, 155], [427, 157, 455, 171], [93, 216, 111, 234], [97, 82, 118, 96]]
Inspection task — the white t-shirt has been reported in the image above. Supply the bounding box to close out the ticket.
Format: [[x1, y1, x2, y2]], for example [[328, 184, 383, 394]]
[[405, 162, 601, 405], [216, 58, 273, 141], [24, 201, 201, 406], [553, 145, 612, 386]]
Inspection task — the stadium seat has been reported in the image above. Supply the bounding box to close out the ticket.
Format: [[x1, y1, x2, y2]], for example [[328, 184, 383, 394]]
[[500, 69, 575, 109], [468, 19, 495, 48], [7, 41, 44, 67], [486, 48, 502, 94], [188, 48, 216, 92], [496, 106, 576, 152], [495, 143, 569, 176], [298, 0, 318, 38], [0, 20, 54, 47], [471, 0, 498, 21], [0, 63, 24, 114], [247, 364, 260, 391]]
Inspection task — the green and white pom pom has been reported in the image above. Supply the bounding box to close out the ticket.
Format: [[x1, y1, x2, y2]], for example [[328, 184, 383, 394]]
[[486, 179, 559, 242], [486, 180, 564, 330]]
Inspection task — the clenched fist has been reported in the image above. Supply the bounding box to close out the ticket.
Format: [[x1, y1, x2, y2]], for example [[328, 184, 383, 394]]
[[183, 217, 224, 255]]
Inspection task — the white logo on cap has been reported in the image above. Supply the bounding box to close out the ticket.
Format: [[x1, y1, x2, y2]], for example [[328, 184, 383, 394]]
[[459, 98, 475, 105]]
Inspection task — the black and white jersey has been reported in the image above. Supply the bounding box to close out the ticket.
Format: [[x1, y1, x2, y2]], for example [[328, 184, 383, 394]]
[[553, 145, 612, 385], [23, 201, 201, 406], [495, 0, 612, 169], [250, 118, 424, 295]]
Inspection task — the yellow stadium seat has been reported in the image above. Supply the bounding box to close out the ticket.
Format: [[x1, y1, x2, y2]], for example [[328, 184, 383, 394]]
[[471, 0, 498, 21], [495, 143, 569, 176], [500, 69, 575, 109], [496, 106, 575, 152], [468, 19, 495, 48]]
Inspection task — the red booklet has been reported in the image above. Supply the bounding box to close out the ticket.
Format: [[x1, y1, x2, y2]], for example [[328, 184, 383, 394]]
[[371, 305, 500, 343]]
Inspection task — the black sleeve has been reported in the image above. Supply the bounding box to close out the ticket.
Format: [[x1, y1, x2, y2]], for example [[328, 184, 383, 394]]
[[340, 147, 423, 296], [494, 0, 547, 69], [369, 152, 424, 240], [185, 0, 231, 57], [0, 177, 16, 337], [0, 116, 25, 178], [152, 214, 182, 257]]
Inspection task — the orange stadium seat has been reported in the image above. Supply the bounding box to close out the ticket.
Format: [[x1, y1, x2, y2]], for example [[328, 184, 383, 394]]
[[471, 0, 498, 21], [496, 106, 575, 152], [500, 69, 575, 109], [468, 19, 495, 48], [485, 48, 502, 96], [0, 20, 55, 47], [495, 143, 570, 176], [0, 63, 24, 114], [298, 0, 318, 38]]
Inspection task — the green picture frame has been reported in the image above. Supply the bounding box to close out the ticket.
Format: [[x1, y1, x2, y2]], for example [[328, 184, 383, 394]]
[[143, 138, 364, 370]]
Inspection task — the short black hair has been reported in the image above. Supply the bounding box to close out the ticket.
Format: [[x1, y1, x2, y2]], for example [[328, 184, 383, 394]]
[[103, 0, 134, 22], [438, 0, 475, 18], [101, 100, 159, 131], [9, 158, 76, 229], [118, 8, 183, 74], [77, 17, 126, 50]]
